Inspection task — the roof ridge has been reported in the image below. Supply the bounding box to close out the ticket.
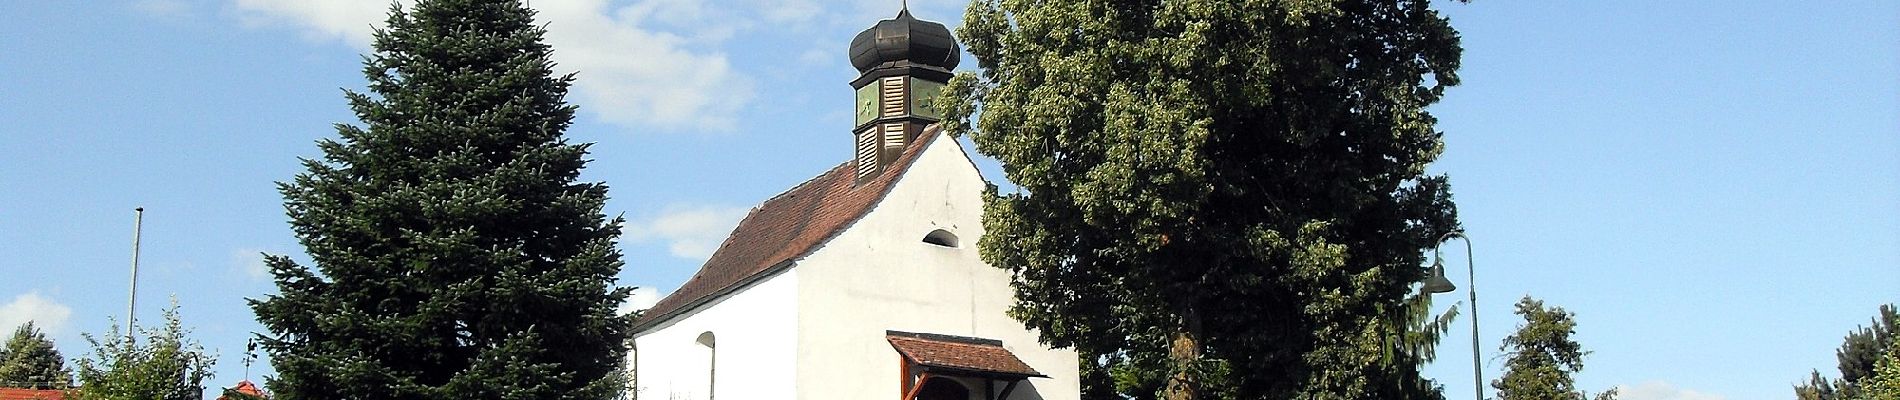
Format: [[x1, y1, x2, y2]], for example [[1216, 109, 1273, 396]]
[[886, 330, 1004, 346]]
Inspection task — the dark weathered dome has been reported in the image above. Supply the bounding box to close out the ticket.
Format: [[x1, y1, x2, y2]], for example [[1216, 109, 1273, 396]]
[[849, 9, 960, 73]]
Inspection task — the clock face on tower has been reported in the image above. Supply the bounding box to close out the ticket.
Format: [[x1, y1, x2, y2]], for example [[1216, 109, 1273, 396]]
[[855, 83, 879, 126], [910, 78, 946, 120]]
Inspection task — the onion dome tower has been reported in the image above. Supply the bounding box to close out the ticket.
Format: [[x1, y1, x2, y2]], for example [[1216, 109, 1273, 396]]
[[848, 7, 961, 181]]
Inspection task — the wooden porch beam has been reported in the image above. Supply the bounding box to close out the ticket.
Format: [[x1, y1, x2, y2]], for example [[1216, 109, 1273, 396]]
[[902, 371, 935, 400], [900, 356, 912, 398]]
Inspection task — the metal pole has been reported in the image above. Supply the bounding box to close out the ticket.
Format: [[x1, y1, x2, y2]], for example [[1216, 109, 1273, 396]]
[[128, 207, 144, 342], [1463, 235, 1480, 400], [1439, 231, 1481, 400]]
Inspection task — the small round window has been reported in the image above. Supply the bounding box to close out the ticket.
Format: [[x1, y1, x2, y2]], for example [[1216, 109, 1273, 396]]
[[922, 229, 959, 248]]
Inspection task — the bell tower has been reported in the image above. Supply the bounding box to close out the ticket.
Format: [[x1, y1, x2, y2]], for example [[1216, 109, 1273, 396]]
[[847, 8, 961, 181]]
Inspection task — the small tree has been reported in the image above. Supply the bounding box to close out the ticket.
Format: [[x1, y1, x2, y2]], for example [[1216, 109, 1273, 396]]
[[0, 322, 71, 389], [1492, 296, 1616, 400], [1799, 304, 1900, 400], [70, 302, 215, 400]]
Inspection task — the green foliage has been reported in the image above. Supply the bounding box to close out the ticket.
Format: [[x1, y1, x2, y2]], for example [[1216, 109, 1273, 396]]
[[1798, 304, 1899, 400], [1381, 292, 1460, 398], [1802, 370, 1842, 400], [0, 322, 71, 389], [71, 302, 215, 400], [249, 0, 633, 399], [1842, 306, 1898, 393], [1860, 335, 1899, 400], [1491, 296, 1615, 400], [949, 0, 1464, 398]]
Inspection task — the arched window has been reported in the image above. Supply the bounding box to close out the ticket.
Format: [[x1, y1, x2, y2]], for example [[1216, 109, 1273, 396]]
[[922, 229, 959, 248], [696, 332, 716, 400]]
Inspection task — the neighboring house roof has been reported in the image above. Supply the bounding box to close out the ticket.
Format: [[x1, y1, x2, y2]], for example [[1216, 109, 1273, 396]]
[[886, 331, 1046, 378], [217, 380, 265, 400], [633, 125, 947, 331], [0, 388, 64, 400]]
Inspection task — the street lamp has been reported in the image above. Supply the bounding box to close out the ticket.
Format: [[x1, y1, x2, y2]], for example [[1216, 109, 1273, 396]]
[[1424, 230, 1480, 400]]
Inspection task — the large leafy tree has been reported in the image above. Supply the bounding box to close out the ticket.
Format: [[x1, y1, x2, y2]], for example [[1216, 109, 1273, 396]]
[[947, 0, 1464, 398], [71, 303, 215, 400], [250, 0, 633, 399], [0, 322, 71, 389], [1798, 304, 1899, 400], [1095, 292, 1458, 400], [1491, 296, 1616, 400]]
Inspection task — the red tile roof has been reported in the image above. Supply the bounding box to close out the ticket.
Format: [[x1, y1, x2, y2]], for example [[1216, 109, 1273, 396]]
[[218, 380, 265, 400], [886, 331, 1045, 378], [633, 125, 945, 330], [0, 388, 64, 400]]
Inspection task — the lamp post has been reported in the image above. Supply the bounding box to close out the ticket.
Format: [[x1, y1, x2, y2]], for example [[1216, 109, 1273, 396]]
[[127, 207, 144, 343], [1421, 230, 1479, 400]]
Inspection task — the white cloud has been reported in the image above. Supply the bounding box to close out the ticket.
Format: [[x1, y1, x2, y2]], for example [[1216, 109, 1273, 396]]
[[1616, 381, 1726, 400], [625, 204, 749, 259], [230, 0, 393, 44], [538, 0, 750, 131], [232, 248, 270, 280], [618, 286, 662, 315], [752, 0, 820, 26], [230, 0, 752, 131], [0, 292, 73, 336]]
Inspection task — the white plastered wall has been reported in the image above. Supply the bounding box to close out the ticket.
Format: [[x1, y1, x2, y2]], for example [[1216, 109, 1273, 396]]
[[631, 269, 798, 400], [793, 133, 1081, 400]]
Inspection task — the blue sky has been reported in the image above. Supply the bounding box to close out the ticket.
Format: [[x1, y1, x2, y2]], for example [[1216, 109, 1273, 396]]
[[0, 1, 1892, 399]]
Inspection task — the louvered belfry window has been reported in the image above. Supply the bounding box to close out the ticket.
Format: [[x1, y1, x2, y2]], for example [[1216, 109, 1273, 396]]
[[857, 76, 919, 181], [880, 76, 907, 117], [854, 69, 951, 182], [881, 123, 907, 149], [856, 126, 879, 179]]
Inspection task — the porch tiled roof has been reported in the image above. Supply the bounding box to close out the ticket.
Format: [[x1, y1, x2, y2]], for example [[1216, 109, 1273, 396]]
[[887, 331, 1046, 378]]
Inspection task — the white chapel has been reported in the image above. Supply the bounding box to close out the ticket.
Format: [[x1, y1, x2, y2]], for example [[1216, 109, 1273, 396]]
[[625, 7, 1082, 400]]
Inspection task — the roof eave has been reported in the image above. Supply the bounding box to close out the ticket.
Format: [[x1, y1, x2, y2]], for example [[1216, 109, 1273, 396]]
[[631, 258, 796, 333]]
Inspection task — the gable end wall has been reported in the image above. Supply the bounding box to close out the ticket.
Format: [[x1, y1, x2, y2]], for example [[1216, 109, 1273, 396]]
[[793, 133, 1080, 400]]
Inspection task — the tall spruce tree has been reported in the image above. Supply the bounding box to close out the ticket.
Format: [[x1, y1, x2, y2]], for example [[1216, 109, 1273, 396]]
[[947, 0, 1463, 398], [249, 1, 632, 399], [0, 322, 71, 389]]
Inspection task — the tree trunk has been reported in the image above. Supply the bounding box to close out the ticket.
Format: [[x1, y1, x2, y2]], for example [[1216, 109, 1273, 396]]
[[1166, 309, 1203, 400]]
